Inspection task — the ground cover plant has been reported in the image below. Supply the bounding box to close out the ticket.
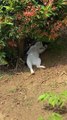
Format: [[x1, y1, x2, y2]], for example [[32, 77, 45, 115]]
[[0, 0, 67, 66], [38, 91, 67, 120], [38, 113, 63, 120]]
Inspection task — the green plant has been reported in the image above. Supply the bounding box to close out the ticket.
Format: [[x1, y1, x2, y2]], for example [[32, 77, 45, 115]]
[[38, 113, 63, 120], [38, 91, 67, 120], [38, 91, 67, 108], [38, 91, 67, 107], [0, 0, 24, 65], [47, 113, 63, 120], [0, 52, 7, 65], [38, 116, 44, 120], [0, 0, 66, 65]]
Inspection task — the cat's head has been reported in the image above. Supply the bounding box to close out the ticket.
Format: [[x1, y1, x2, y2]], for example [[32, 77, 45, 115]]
[[35, 42, 43, 49]]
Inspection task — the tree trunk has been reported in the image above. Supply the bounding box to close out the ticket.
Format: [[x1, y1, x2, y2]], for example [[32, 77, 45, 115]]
[[17, 38, 25, 58]]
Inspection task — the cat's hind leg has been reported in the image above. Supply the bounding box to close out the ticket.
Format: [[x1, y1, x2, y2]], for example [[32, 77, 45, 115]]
[[27, 59, 35, 74], [36, 58, 46, 69]]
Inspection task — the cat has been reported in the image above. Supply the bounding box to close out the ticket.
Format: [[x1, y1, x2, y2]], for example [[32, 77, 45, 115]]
[[26, 41, 47, 74]]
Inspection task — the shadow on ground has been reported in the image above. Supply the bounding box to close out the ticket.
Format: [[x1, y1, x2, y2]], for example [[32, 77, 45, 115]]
[[0, 36, 67, 75]]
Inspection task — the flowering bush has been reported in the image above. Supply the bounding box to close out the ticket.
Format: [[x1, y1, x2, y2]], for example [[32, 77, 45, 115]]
[[22, 0, 66, 41], [0, 0, 67, 65]]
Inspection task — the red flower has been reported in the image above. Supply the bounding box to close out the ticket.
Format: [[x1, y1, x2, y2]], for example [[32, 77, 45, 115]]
[[23, 11, 35, 17]]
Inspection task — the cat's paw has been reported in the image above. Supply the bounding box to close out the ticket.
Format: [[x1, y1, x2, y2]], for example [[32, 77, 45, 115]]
[[41, 66, 46, 69], [37, 65, 46, 69], [31, 71, 35, 75]]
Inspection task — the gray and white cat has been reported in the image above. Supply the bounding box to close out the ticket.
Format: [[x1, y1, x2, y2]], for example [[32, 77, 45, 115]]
[[26, 42, 47, 74]]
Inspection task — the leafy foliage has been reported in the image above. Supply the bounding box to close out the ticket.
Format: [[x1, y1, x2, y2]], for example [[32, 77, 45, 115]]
[[0, 0, 66, 65], [38, 91, 67, 107], [38, 91, 67, 120], [0, 0, 23, 65], [38, 116, 44, 120], [47, 113, 63, 120], [38, 113, 63, 120], [0, 52, 7, 65]]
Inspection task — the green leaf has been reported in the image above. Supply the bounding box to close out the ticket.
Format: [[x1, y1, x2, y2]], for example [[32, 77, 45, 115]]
[[1, 22, 13, 26], [0, 58, 8, 65], [48, 113, 63, 120], [3, 6, 14, 11], [38, 93, 49, 101], [36, 15, 40, 19], [49, 96, 57, 107], [38, 116, 44, 120], [61, 91, 67, 97]]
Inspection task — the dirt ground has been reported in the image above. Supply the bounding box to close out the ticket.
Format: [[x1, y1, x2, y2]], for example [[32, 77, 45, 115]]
[[0, 40, 67, 120]]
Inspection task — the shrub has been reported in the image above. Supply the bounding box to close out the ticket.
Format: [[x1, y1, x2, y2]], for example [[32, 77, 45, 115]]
[[0, 0, 66, 65]]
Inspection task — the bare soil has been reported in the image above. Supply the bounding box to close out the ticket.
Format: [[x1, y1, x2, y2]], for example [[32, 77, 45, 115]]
[[0, 40, 67, 120]]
